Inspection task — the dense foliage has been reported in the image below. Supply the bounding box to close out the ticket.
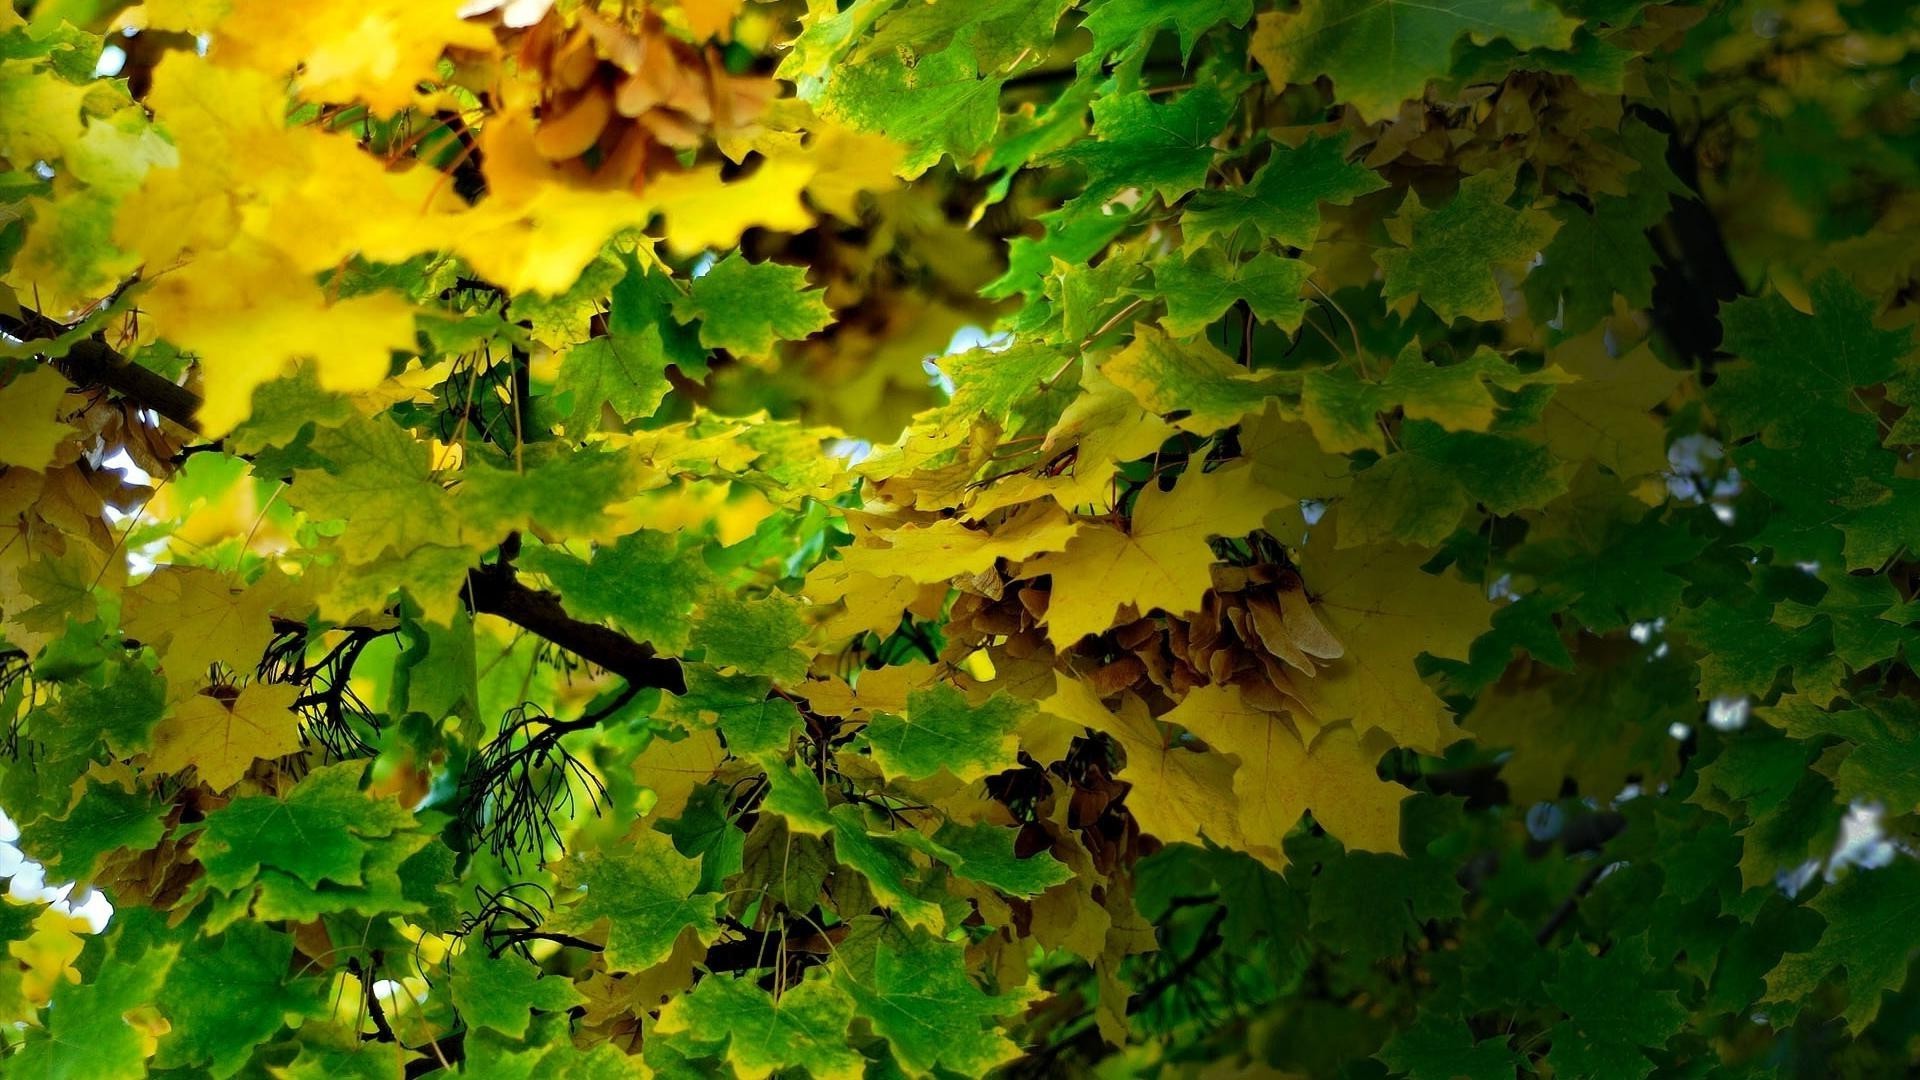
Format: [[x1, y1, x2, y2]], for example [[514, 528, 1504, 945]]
[[3, 0, 1920, 1075]]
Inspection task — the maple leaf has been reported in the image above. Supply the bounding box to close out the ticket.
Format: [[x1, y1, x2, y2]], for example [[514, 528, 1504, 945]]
[[448, 949, 587, 1039], [834, 928, 1025, 1077], [1375, 166, 1562, 324], [1715, 273, 1911, 443], [655, 968, 865, 1080], [674, 254, 835, 362], [286, 417, 464, 564], [1080, 0, 1254, 61], [760, 761, 947, 929], [0, 368, 78, 472], [7, 915, 180, 1080], [859, 684, 1026, 782], [1154, 248, 1311, 337], [153, 923, 321, 1078], [1102, 325, 1290, 435], [1765, 855, 1920, 1033], [1535, 333, 1685, 483], [1252, 0, 1580, 120], [1046, 83, 1235, 214], [1168, 685, 1410, 871], [1040, 673, 1244, 850], [195, 761, 413, 894], [546, 830, 723, 973], [1026, 463, 1279, 646], [1182, 132, 1386, 252], [145, 682, 302, 790], [1290, 525, 1491, 753], [1303, 344, 1571, 455]]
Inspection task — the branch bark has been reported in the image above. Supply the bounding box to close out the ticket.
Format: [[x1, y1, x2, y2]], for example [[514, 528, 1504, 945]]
[[5, 307, 687, 696], [0, 310, 204, 433], [464, 557, 686, 695]]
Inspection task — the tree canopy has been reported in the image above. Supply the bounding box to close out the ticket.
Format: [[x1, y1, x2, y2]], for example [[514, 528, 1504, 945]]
[[3, 0, 1920, 1076]]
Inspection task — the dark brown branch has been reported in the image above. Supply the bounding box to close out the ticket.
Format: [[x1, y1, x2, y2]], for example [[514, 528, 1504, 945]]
[[463, 558, 686, 695], [0, 310, 203, 433]]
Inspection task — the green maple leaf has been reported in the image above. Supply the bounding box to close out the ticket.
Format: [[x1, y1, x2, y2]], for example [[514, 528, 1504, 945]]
[[27, 781, 167, 884], [1081, 0, 1253, 61], [1766, 858, 1920, 1033], [229, 365, 353, 456], [814, 40, 1004, 179], [154, 922, 322, 1078], [1843, 476, 1920, 569], [691, 591, 811, 683], [1252, 0, 1580, 120], [985, 204, 1135, 301], [1303, 344, 1567, 454], [523, 531, 711, 655], [860, 684, 1026, 782], [9, 913, 181, 1080], [1691, 726, 1840, 888], [1102, 324, 1291, 434], [674, 254, 834, 361], [250, 827, 437, 922], [858, 0, 1073, 71], [835, 928, 1025, 1077], [760, 761, 946, 928], [1676, 596, 1843, 703], [1375, 166, 1561, 324], [1182, 132, 1386, 252], [555, 329, 671, 434], [195, 760, 413, 893], [1525, 197, 1661, 338], [449, 949, 587, 1039], [1716, 274, 1911, 442], [656, 665, 802, 758], [654, 968, 864, 1080], [54, 659, 165, 757], [1155, 248, 1310, 337], [1377, 1014, 1524, 1080], [1047, 82, 1234, 212], [1773, 570, 1919, 671], [1307, 849, 1461, 962], [1342, 420, 1568, 546], [545, 830, 721, 972], [925, 820, 1072, 897], [460, 445, 636, 539], [1759, 695, 1920, 813], [657, 782, 747, 894], [1545, 939, 1687, 1079], [288, 416, 458, 564]]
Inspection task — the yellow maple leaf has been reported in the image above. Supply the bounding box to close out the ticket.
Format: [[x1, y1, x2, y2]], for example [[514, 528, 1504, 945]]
[[831, 504, 1081, 587], [11, 907, 89, 1007], [797, 124, 907, 221], [1025, 463, 1278, 646], [633, 727, 730, 820], [214, 0, 496, 114], [650, 156, 817, 256], [146, 682, 303, 790], [677, 0, 745, 40], [121, 566, 291, 695], [1539, 332, 1686, 491], [1039, 364, 1178, 513], [140, 241, 419, 435], [1038, 673, 1245, 850], [0, 369, 78, 473], [1102, 325, 1289, 435], [1167, 684, 1407, 871], [1288, 519, 1490, 754]]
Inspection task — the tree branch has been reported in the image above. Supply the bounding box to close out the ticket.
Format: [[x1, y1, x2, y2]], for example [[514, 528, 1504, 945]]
[[463, 557, 686, 695], [0, 310, 203, 433]]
